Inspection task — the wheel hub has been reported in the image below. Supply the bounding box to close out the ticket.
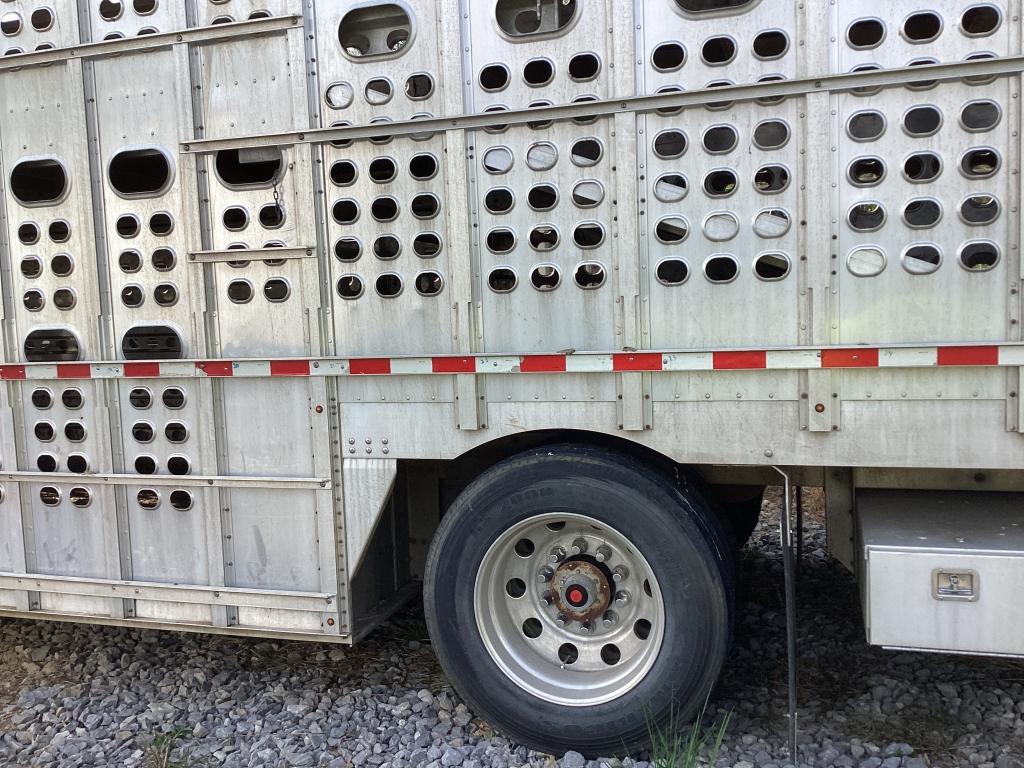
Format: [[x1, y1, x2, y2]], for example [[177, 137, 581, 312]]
[[552, 560, 610, 623]]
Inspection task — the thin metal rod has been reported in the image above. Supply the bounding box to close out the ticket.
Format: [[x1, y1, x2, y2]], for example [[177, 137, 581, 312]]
[[795, 486, 804, 575], [773, 466, 799, 759]]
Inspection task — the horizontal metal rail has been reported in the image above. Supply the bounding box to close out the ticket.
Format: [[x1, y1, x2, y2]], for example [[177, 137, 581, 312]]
[[0, 572, 334, 611], [180, 55, 1024, 153], [0, 15, 300, 72], [0, 471, 329, 489], [188, 246, 316, 264], [1, 342, 1021, 381]]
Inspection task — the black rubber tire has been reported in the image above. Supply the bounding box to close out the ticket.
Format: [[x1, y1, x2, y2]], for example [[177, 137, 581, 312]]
[[724, 491, 766, 547], [423, 444, 733, 757]]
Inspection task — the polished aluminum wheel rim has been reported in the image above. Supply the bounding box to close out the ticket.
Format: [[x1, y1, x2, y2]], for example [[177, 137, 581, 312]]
[[474, 512, 665, 706]]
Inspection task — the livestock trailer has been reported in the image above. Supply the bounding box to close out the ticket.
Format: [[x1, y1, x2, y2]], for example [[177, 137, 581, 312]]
[[0, 0, 1022, 755]]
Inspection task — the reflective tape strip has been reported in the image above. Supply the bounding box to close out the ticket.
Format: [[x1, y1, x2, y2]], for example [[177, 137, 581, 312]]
[[937, 346, 999, 367], [878, 347, 938, 368], [714, 351, 767, 370], [662, 352, 714, 371], [389, 358, 432, 375], [765, 350, 820, 370], [821, 348, 879, 368]]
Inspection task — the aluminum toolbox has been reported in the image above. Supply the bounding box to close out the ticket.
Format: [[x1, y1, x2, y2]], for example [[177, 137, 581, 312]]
[[858, 490, 1024, 657]]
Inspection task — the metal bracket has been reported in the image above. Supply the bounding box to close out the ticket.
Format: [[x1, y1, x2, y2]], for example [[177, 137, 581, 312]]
[[772, 466, 799, 759]]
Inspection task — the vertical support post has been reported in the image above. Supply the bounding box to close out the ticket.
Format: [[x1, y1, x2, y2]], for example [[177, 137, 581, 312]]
[[773, 466, 798, 760]]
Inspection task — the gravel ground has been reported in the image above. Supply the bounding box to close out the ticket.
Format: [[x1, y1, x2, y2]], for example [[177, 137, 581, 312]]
[[1, 490, 1023, 768]]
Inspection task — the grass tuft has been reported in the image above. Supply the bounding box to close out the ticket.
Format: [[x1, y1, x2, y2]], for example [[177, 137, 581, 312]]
[[646, 698, 731, 768], [141, 727, 193, 768]]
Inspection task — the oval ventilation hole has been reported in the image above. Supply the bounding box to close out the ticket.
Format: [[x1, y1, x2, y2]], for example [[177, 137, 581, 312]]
[[134, 455, 157, 475], [369, 157, 397, 183], [108, 148, 171, 197], [479, 64, 510, 92], [99, 0, 122, 20], [961, 148, 999, 179], [904, 199, 941, 228], [523, 58, 554, 87], [23, 290, 44, 312], [568, 52, 600, 81], [960, 241, 999, 271], [904, 106, 942, 137], [655, 216, 688, 244], [405, 73, 433, 100], [526, 142, 558, 171], [485, 187, 514, 214], [263, 278, 289, 303], [527, 184, 558, 212], [573, 262, 605, 289], [530, 265, 560, 291], [962, 5, 1001, 36], [656, 259, 689, 286], [652, 174, 687, 204], [487, 228, 516, 254], [164, 421, 188, 443], [703, 169, 737, 197], [48, 220, 70, 243], [25, 329, 80, 362], [961, 100, 1001, 132], [128, 387, 151, 409], [332, 199, 359, 225], [169, 489, 193, 510], [152, 248, 175, 272], [153, 283, 177, 307], [18, 221, 40, 245], [848, 202, 885, 231], [653, 130, 687, 160], [848, 157, 885, 186], [573, 222, 604, 248], [150, 212, 173, 236], [66, 454, 89, 474], [40, 486, 61, 506], [703, 212, 739, 242], [414, 271, 444, 297], [570, 139, 602, 167], [330, 160, 357, 186], [411, 193, 439, 219], [37, 453, 58, 473], [482, 105, 509, 134], [572, 179, 604, 208], [62, 389, 83, 409], [529, 226, 559, 251], [753, 30, 788, 59], [651, 41, 685, 71], [53, 288, 76, 311], [370, 196, 399, 223], [850, 64, 883, 96], [961, 195, 999, 225], [906, 57, 940, 90], [904, 11, 942, 42], [754, 253, 791, 280], [34, 421, 55, 442], [31, 388, 53, 409], [375, 273, 403, 298], [755, 74, 786, 106], [10, 158, 68, 206], [704, 255, 739, 283], [215, 148, 283, 190], [483, 147, 514, 175], [753, 208, 791, 238], [69, 487, 91, 509], [122, 326, 182, 360], [904, 152, 942, 183], [754, 165, 789, 193], [702, 125, 738, 154], [324, 81, 354, 109], [334, 237, 361, 262], [259, 203, 284, 228], [132, 421, 154, 442], [133, 0, 156, 14], [364, 78, 393, 105], [337, 275, 363, 300], [413, 233, 442, 258], [409, 153, 438, 180], [227, 280, 253, 304], [753, 120, 789, 150], [488, 267, 517, 293], [903, 244, 942, 275], [116, 214, 140, 238], [847, 247, 886, 277], [847, 111, 886, 142], [701, 36, 736, 65], [137, 489, 159, 510], [162, 387, 185, 409], [373, 235, 401, 260], [847, 18, 885, 48], [119, 250, 144, 274], [20, 257, 42, 279]]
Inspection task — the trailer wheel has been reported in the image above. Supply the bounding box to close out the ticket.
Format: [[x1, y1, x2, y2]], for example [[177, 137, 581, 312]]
[[424, 444, 732, 757]]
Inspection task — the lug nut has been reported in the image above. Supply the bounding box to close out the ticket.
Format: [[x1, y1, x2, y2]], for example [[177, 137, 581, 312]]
[[541, 590, 554, 606], [570, 537, 588, 555], [612, 565, 629, 582], [614, 590, 631, 605], [556, 613, 568, 628], [537, 566, 554, 583], [595, 544, 612, 563], [548, 546, 567, 564], [579, 620, 594, 634], [602, 611, 618, 628]]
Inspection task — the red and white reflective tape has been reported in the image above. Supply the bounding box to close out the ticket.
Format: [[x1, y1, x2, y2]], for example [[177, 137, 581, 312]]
[[0, 343, 1021, 382]]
